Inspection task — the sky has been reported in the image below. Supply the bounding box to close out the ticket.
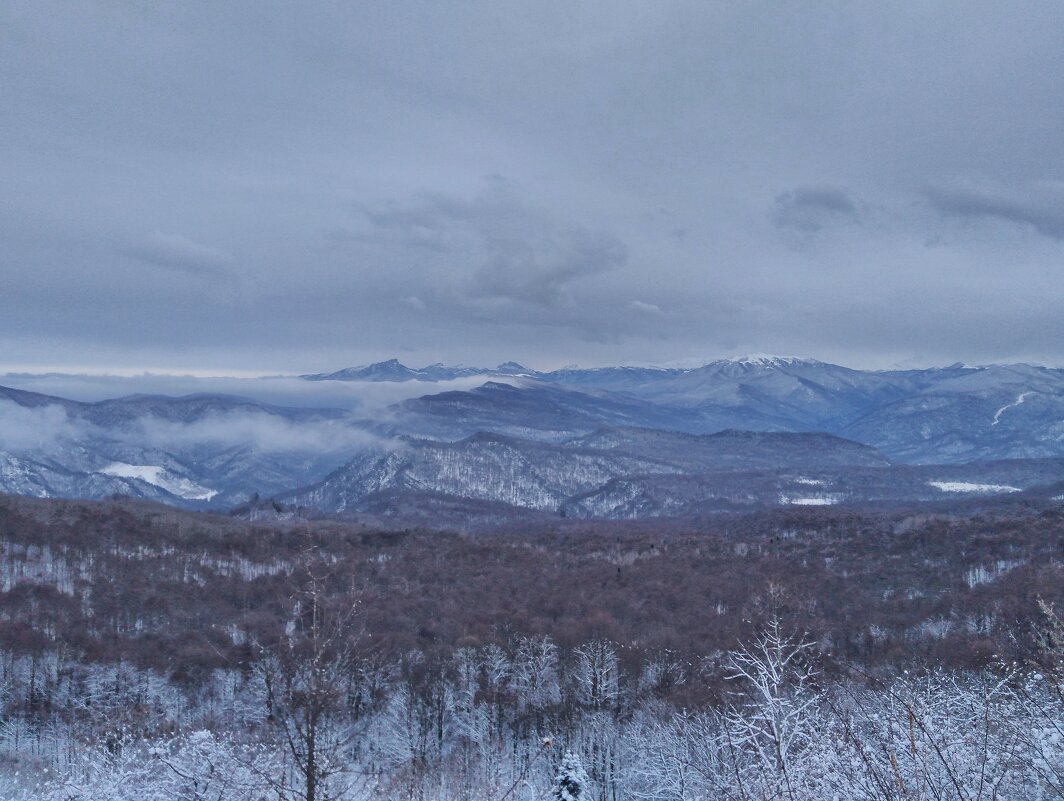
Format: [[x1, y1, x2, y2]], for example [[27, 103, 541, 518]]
[[4, 1, 1064, 375]]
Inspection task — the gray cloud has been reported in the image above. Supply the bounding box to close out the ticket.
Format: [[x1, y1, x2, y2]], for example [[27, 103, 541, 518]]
[[357, 180, 627, 311], [925, 184, 1064, 241], [3, 3, 1064, 371], [475, 227, 626, 307], [401, 295, 427, 310], [771, 187, 859, 233], [628, 300, 665, 316], [121, 232, 231, 277]]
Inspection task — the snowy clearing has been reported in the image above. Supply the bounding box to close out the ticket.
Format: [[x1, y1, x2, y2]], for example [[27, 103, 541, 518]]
[[780, 496, 837, 506], [100, 462, 218, 501], [928, 480, 1020, 494]]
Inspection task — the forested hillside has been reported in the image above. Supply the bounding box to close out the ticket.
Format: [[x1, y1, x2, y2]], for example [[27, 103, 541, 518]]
[[0, 494, 1061, 799]]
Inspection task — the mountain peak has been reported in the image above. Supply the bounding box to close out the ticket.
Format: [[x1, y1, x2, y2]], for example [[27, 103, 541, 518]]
[[729, 353, 820, 367], [302, 359, 421, 382], [495, 361, 536, 375]]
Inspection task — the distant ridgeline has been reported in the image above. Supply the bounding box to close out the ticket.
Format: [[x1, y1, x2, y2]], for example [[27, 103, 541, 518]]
[[1, 356, 1064, 518]]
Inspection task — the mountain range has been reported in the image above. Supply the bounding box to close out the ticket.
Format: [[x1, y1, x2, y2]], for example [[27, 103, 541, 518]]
[[2, 355, 1063, 518], [346, 356, 1064, 463]]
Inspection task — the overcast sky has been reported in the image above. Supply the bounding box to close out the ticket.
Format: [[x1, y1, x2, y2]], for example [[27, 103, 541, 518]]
[[4, 1, 1064, 374]]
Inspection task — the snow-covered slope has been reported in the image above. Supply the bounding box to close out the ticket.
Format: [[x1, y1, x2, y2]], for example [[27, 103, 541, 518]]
[[99, 462, 218, 500], [0, 387, 363, 506], [561, 458, 1064, 519], [302, 359, 491, 382], [285, 432, 682, 512], [284, 428, 901, 515], [3, 355, 1064, 514], [354, 358, 1064, 463]]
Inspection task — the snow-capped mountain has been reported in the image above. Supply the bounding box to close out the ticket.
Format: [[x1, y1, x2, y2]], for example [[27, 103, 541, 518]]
[[335, 357, 1064, 463], [839, 363, 1064, 462], [3, 355, 1064, 516], [302, 359, 492, 382]]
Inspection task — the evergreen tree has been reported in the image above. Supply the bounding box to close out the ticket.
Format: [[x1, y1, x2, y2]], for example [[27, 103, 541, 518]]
[[552, 751, 590, 801]]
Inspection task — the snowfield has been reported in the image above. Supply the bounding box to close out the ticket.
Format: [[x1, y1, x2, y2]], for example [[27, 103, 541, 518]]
[[780, 495, 838, 506], [100, 462, 218, 501], [928, 480, 1020, 493]]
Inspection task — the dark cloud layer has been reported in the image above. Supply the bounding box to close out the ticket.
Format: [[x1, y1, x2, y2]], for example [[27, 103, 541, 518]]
[[771, 187, 859, 233], [925, 184, 1064, 241], [121, 232, 232, 277], [3, 2, 1064, 372], [355, 181, 627, 311]]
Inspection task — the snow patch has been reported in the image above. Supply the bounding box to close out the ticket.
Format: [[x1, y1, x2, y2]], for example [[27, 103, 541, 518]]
[[731, 354, 816, 368], [928, 480, 1020, 494], [780, 495, 837, 506], [991, 391, 1034, 425], [99, 463, 218, 501]]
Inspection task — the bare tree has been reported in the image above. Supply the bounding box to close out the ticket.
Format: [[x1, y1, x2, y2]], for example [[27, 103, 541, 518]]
[[256, 566, 364, 801], [722, 616, 820, 801]]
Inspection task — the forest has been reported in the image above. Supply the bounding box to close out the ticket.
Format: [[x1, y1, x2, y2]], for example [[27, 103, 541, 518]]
[[0, 493, 1061, 799]]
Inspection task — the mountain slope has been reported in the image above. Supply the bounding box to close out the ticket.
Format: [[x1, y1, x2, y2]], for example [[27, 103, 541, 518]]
[[0, 385, 362, 505], [284, 428, 894, 515], [285, 432, 682, 512], [3, 355, 1064, 515], [841, 364, 1064, 462], [566, 427, 890, 471], [382, 380, 708, 442], [303, 359, 491, 382], [357, 357, 1064, 463], [563, 458, 1064, 519]]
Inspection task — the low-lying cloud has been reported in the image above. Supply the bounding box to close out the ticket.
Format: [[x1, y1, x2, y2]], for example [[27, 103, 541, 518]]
[[0, 400, 83, 453], [0, 371, 529, 464], [129, 411, 380, 456], [0, 398, 380, 458], [0, 372, 506, 410]]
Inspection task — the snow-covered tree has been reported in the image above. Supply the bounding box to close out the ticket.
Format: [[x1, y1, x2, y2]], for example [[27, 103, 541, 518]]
[[572, 640, 620, 711], [721, 615, 820, 800], [512, 636, 561, 713], [553, 751, 590, 801]]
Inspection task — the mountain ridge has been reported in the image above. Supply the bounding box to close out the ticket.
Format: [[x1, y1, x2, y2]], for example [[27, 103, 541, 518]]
[[3, 354, 1064, 515]]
